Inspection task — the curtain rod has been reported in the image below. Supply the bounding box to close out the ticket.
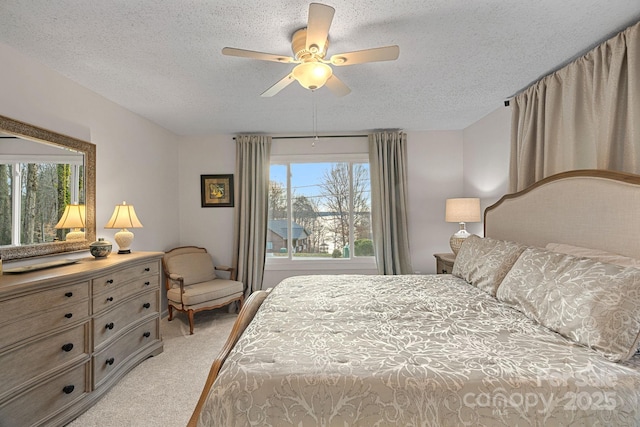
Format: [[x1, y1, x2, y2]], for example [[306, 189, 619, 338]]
[[233, 134, 368, 140]]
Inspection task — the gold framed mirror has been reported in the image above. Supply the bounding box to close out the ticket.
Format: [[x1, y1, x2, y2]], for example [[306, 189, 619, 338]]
[[0, 114, 96, 261]]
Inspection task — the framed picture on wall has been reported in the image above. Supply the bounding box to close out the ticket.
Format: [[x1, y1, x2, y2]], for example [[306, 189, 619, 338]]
[[201, 174, 234, 207]]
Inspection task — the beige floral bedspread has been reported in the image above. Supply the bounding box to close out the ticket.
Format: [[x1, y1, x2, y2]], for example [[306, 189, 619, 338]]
[[197, 274, 640, 426]]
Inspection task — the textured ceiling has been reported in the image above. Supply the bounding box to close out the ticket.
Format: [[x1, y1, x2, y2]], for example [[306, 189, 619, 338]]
[[1, 1, 639, 136]]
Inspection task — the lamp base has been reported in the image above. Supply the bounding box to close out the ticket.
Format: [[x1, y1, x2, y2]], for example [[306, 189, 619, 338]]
[[114, 229, 135, 254], [65, 229, 85, 241], [449, 227, 471, 255]]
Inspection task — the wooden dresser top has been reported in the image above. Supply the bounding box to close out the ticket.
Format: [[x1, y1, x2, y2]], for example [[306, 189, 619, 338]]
[[0, 252, 164, 297]]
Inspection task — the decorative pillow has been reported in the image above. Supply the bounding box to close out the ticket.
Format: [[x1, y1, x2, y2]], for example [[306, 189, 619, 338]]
[[451, 235, 527, 296], [166, 253, 217, 286], [497, 247, 640, 362], [545, 242, 640, 268]]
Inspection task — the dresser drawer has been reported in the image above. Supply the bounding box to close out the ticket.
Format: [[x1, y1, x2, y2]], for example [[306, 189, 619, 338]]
[[92, 260, 159, 295], [0, 281, 89, 326], [93, 290, 159, 349], [93, 317, 159, 387], [92, 275, 159, 314], [0, 299, 90, 352], [0, 361, 89, 427], [0, 322, 89, 403]]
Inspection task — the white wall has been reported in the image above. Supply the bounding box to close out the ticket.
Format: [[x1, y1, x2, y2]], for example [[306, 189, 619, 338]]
[[462, 106, 512, 236], [176, 134, 236, 268], [0, 42, 180, 256], [406, 131, 464, 274]]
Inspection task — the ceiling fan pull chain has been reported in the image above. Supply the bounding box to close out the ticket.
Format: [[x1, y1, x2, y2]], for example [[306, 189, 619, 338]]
[[312, 92, 318, 147]]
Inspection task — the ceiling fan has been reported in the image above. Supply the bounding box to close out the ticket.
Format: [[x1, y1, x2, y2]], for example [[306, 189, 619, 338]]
[[222, 2, 400, 97]]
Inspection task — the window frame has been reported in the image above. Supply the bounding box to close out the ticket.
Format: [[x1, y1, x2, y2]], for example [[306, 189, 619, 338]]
[[265, 152, 376, 271]]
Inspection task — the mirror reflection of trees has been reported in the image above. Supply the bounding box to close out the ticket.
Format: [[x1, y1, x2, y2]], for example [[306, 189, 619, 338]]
[[0, 162, 83, 246]]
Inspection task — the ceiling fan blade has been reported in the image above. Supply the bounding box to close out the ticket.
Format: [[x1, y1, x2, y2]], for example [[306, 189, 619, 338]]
[[325, 74, 351, 97], [306, 3, 335, 54], [260, 73, 296, 97], [329, 45, 400, 66], [222, 47, 294, 63]]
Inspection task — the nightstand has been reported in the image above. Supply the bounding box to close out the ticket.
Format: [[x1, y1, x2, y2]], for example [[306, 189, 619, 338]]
[[434, 253, 456, 274]]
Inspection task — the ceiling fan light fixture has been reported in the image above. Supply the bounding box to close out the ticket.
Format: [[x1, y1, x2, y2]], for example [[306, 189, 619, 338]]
[[292, 61, 332, 90]]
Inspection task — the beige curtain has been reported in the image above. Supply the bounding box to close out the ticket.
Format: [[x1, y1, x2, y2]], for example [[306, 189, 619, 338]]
[[369, 131, 413, 275], [509, 20, 640, 192], [233, 135, 271, 296]]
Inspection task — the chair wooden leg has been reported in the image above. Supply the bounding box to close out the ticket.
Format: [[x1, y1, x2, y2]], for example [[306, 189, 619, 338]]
[[188, 310, 195, 335], [168, 305, 174, 321]]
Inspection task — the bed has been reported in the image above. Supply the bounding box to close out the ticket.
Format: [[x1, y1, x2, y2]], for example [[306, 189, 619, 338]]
[[188, 170, 640, 426]]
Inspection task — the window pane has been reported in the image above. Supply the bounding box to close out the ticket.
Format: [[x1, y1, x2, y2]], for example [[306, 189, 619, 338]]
[[21, 163, 63, 244], [267, 160, 373, 261], [267, 164, 288, 257], [291, 163, 331, 258], [353, 163, 373, 257]]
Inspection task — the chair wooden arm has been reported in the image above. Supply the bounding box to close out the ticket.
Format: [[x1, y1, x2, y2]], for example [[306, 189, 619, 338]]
[[215, 265, 237, 281], [167, 274, 186, 304]]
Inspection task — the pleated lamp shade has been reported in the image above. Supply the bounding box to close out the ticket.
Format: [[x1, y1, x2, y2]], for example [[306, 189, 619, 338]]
[[54, 204, 86, 241]]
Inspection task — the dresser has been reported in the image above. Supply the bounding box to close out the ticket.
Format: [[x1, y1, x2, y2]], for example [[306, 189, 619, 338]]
[[0, 252, 164, 427]]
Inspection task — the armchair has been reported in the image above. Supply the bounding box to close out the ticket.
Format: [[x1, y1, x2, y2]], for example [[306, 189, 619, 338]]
[[162, 246, 244, 334]]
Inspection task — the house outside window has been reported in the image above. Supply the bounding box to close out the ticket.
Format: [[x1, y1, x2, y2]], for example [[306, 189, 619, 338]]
[[266, 154, 374, 268]]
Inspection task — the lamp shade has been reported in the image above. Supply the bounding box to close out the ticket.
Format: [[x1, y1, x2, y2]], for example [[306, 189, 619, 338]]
[[104, 202, 143, 229], [54, 204, 86, 241], [292, 61, 332, 90], [445, 198, 481, 223], [55, 204, 86, 229]]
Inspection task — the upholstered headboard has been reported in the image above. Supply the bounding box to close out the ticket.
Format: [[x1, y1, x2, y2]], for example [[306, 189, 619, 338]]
[[484, 170, 640, 259]]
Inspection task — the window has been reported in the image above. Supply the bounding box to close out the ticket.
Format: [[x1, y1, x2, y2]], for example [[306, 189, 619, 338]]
[[266, 156, 373, 265]]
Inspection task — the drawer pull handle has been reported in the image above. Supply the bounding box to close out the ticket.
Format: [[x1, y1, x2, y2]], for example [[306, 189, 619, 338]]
[[107, 297, 114, 302], [144, 281, 150, 286], [144, 267, 150, 272], [106, 279, 114, 284], [105, 322, 115, 330], [106, 357, 115, 366], [65, 292, 73, 298], [64, 313, 73, 319], [143, 302, 151, 309], [61, 343, 74, 352], [143, 332, 151, 338], [62, 385, 75, 394]]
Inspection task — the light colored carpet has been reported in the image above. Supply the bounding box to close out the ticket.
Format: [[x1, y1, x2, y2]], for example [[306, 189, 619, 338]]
[[67, 309, 236, 427]]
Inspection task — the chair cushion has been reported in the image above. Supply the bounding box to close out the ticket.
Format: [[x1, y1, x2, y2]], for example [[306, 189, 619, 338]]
[[167, 279, 243, 307], [165, 252, 216, 286]]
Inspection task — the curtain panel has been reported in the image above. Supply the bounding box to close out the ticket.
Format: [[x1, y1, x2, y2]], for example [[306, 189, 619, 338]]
[[233, 135, 271, 296], [509, 20, 640, 192], [369, 131, 413, 275]]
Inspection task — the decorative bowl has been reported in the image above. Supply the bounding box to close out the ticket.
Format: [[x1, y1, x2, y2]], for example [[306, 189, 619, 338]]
[[90, 238, 112, 258]]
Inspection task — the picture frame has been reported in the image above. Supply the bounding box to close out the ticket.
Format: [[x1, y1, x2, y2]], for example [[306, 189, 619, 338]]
[[201, 174, 234, 207]]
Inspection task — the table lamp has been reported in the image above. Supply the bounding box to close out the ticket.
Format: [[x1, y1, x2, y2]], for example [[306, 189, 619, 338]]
[[104, 201, 143, 254], [445, 198, 480, 255], [54, 204, 86, 241]]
